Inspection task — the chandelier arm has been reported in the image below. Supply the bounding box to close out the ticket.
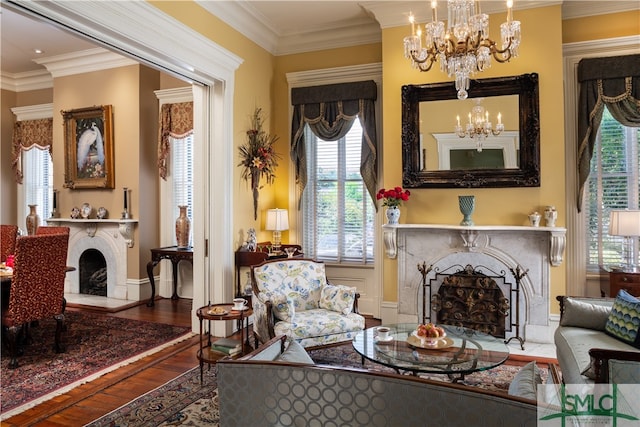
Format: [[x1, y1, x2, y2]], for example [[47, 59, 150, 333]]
[[411, 52, 437, 72], [491, 49, 513, 63]]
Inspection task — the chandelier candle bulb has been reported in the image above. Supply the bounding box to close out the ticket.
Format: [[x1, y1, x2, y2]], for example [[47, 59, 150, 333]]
[[498, 113, 502, 124]]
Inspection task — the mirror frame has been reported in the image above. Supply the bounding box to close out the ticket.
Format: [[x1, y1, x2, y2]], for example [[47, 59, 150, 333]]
[[402, 73, 540, 188]]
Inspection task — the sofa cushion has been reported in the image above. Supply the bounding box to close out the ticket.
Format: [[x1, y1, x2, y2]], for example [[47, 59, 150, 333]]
[[274, 309, 365, 342], [560, 297, 612, 331], [554, 326, 636, 384], [319, 284, 356, 315], [508, 361, 542, 400], [276, 340, 314, 364], [604, 290, 640, 349]]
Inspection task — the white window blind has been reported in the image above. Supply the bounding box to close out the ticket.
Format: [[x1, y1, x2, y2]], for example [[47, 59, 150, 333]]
[[22, 147, 52, 224], [302, 119, 374, 263], [586, 107, 640, 270], [171, 134, 194, 245]]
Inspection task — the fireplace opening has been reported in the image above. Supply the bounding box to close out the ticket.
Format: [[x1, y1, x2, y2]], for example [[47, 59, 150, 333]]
[[420, 264, 514, 339], [79, 249, 107, 296]]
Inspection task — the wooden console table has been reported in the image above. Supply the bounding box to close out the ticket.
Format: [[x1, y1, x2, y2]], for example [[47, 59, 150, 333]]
[[234, 243, 302, 298], [146, 246, 193, 307]]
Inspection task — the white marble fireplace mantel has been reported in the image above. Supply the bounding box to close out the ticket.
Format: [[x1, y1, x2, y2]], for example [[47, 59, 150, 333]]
[[383, 224, 567, 266], [46, 218, 138, 248], [383, 223, 567, 343]]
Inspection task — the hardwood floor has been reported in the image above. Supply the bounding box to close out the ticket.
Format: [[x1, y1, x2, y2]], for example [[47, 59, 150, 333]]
[[3, 298, 380, 426], [3, 298, 199, 427]]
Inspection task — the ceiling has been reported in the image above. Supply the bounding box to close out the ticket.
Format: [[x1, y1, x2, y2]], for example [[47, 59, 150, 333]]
[[1, 1, 637, 77]]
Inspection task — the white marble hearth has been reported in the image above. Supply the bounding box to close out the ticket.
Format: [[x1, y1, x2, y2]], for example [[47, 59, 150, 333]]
[[46, 218, 137, 300], [383, 224, 566, 344]]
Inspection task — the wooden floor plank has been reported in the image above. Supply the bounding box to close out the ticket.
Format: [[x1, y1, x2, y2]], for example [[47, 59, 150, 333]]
[[3, 298, 377, 426]]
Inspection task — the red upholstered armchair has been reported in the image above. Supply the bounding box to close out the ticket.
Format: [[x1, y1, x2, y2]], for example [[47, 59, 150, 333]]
[[1, 233, 69, 368], [36, 226, 70, 235], [1, 224, 18, 263]]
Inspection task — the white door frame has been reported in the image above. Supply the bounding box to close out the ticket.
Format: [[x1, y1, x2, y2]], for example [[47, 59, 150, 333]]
[[8, 0, 242, 332]]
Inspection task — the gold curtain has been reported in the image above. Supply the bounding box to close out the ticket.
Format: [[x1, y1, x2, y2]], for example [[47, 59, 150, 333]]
[[158, 102, 193, 180], [12, 119, 53, 184]]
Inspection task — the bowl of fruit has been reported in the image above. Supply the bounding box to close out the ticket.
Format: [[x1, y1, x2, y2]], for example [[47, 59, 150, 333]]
[[413, 323, 447, 346]]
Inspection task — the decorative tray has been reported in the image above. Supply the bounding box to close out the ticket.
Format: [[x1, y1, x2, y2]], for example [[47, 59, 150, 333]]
[[207, 308, 229, 316], [406, 333, 454, 350]]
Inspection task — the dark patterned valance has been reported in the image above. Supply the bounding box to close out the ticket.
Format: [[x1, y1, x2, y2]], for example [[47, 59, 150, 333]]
[[291, 80, 378, 209], [158, 102, 193, 180], [12, 118, 53, 184], [576, 54, 640, 211]]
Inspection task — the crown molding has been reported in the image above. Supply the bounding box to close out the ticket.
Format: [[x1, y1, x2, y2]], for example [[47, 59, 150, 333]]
[[286, 63, 382, 87], [10, 103, 54, 121], [154, 87, 194, 104], [195, 0, 279, 54], [196, 0, 381, 55], [561, 1, 640, 19], [33, 47, 138, 78], [11, 0, 242, 85], [0, 69, 52, 92], [362, 1, 562, 29]]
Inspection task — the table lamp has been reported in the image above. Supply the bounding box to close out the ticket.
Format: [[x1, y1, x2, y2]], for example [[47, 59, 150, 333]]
[[609, 209, 640, 269], [265, 208, 289, 254]]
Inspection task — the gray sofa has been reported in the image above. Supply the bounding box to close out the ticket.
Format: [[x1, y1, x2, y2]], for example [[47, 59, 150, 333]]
[[218, 336, 540, 426], [554, 295, 640, 384]]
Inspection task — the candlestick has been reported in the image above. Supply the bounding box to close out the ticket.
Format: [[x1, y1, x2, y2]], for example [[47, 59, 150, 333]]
[[122, 187, 130, 219], [53, 189, 57, 209]]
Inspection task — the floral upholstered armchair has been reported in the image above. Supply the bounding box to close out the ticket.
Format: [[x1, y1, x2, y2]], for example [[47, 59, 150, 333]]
[[250, 258, 365, 349]]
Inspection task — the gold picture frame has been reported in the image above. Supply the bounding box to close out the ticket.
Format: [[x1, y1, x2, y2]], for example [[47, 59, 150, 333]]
[[62, 105, 114, 189]]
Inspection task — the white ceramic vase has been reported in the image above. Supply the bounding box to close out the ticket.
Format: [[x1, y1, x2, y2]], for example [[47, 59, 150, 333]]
[[385, 206, 401, 224]]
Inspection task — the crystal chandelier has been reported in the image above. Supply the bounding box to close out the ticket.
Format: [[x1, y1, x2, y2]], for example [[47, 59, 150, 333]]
[[404, 0, 520, 100], [454, 98, 504, 151]]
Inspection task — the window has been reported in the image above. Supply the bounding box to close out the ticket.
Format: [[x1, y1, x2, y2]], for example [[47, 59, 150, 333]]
[[302, 119, 374, 263], [170, 134, 194, 245], [586, 107, 639, 270], [22, 147, 53, 226]]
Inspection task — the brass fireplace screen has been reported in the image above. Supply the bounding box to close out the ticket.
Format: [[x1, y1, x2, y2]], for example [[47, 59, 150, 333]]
[[418, 264, 526, 348]]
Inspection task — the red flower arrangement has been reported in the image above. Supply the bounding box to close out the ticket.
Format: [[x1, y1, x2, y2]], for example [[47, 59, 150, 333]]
[[376, 187, 411, 208]]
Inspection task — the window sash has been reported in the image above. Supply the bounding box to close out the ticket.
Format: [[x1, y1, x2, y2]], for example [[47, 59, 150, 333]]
[[22, 147, 52, 225], [170, 135, 194, 245], [302, 120, 374, 263], [586, 108, 640, 270]]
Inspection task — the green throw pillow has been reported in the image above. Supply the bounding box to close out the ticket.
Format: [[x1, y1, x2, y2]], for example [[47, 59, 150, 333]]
[[604, 290, 640, 349]]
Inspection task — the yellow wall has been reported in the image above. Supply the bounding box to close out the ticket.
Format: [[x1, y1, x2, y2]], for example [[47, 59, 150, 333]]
[[381, 6, 567, 302], [1, 90, 18, 224], [149, 1, 276, 248], [1, 88, 53, 225], [562, 10, 640, 44], [53, 65, 159, 279]]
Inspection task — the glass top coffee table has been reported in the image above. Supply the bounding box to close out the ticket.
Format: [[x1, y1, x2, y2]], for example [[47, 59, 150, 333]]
[[352, 323, 510, 382]]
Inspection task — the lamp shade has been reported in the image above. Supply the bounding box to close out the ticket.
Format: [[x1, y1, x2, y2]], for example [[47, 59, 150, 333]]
[[609, 210, 640, 237], [265, 208, 289, 231]]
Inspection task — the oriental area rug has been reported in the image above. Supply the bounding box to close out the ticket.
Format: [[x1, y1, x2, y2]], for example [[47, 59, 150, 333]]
[[88, 343, 553, 427], [0, 310, 192, 419]]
